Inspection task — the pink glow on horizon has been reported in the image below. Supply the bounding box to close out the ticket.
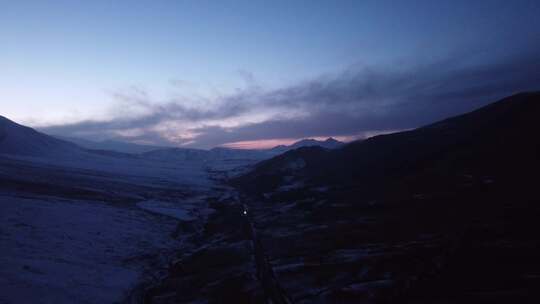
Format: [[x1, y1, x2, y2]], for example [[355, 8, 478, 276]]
[[222, 138, 299, 149], [219, 130, 407, 150], [221, 135, 361, 150]]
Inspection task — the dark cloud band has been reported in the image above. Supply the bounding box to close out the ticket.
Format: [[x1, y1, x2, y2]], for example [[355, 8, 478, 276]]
[[40, 47, 540, 148]]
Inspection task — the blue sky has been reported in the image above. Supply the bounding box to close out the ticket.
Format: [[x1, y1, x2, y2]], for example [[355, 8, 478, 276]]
[[1, 0, 539, 148]]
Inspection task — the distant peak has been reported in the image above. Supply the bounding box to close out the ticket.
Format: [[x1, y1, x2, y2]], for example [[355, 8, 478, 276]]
[[294, 138, 318, 144]]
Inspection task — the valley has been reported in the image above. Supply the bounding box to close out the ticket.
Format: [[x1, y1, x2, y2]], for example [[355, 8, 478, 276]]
[[1, 93, 540, 303]]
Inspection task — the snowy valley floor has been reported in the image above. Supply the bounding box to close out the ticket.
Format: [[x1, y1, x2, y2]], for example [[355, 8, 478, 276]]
[[0, 154, 222, 304], [0, 194, 182, 304]]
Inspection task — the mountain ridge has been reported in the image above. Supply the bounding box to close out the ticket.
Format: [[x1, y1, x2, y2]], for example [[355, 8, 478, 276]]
[[231, 92, 540, 303], [53, 136, 170, 154], [0, 115, 82, 157], [235, 91, 540, 193], [268, 137, 345, 154]]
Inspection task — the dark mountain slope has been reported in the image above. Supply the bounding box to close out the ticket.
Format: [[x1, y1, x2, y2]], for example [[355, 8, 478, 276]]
[[268, 137, 344, 154], [237, 92, 540, 195], [330, 91, 539, 181], [232, 92, 540, 303], [0, 115, 82, 157]]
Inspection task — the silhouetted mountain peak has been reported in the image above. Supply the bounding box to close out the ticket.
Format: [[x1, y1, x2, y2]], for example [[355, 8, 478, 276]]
[[269, 137, 344, 153], [325, 137, 339, 143], [294, 138, 318, 144], [236, 92, 540, 193], [296, 137, 344, 148]]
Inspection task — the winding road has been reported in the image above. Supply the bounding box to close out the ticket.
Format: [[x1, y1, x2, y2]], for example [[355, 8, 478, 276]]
[[241, 203, 294, 304]]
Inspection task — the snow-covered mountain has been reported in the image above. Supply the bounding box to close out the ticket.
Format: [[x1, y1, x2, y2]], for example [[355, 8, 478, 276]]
[[268, 137, 344, 154], [55, 136, 169, 154], [141, 146, 270, 177], [0, 115, 223, 304], [0, 116, 214, 187], [139, 138, 344, 165], [142, 147, 263, 162], [0, 116, 82, 157], [1, 115, 345, 182], [142, 147, 211, 162]]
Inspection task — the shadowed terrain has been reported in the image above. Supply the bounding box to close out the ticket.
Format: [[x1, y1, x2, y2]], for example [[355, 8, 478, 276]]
[[2, 93, 539, 303], [232, 92, 540, 303]]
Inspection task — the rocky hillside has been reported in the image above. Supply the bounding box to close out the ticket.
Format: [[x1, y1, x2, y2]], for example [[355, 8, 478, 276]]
[[232, 92, 540, 303]]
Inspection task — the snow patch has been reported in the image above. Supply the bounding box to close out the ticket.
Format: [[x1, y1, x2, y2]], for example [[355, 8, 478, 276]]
[[0, 194, 181, 304]]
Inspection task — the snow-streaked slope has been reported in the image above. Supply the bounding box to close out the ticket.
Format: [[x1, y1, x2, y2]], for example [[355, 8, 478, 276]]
[[0, 194, 181, 304], [142, 147, 211, 162], [0, 116, 81, 157], [141, 147, 272, 180], [290, 137, 344, 149], [0, 155, 217, 304], [0, 115, 212, 188], [268, 137, 344, 154], [55, 136, 169, 154], [139, 139, 344, 178], [0, 116, 223, 303]]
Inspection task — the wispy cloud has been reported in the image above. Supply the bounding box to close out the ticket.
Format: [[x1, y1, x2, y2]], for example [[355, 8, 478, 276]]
[[40, 46, 540, 149]]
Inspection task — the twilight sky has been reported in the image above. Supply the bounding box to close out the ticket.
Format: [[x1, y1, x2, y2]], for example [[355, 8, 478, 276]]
[[1, 0, 539, 149]]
